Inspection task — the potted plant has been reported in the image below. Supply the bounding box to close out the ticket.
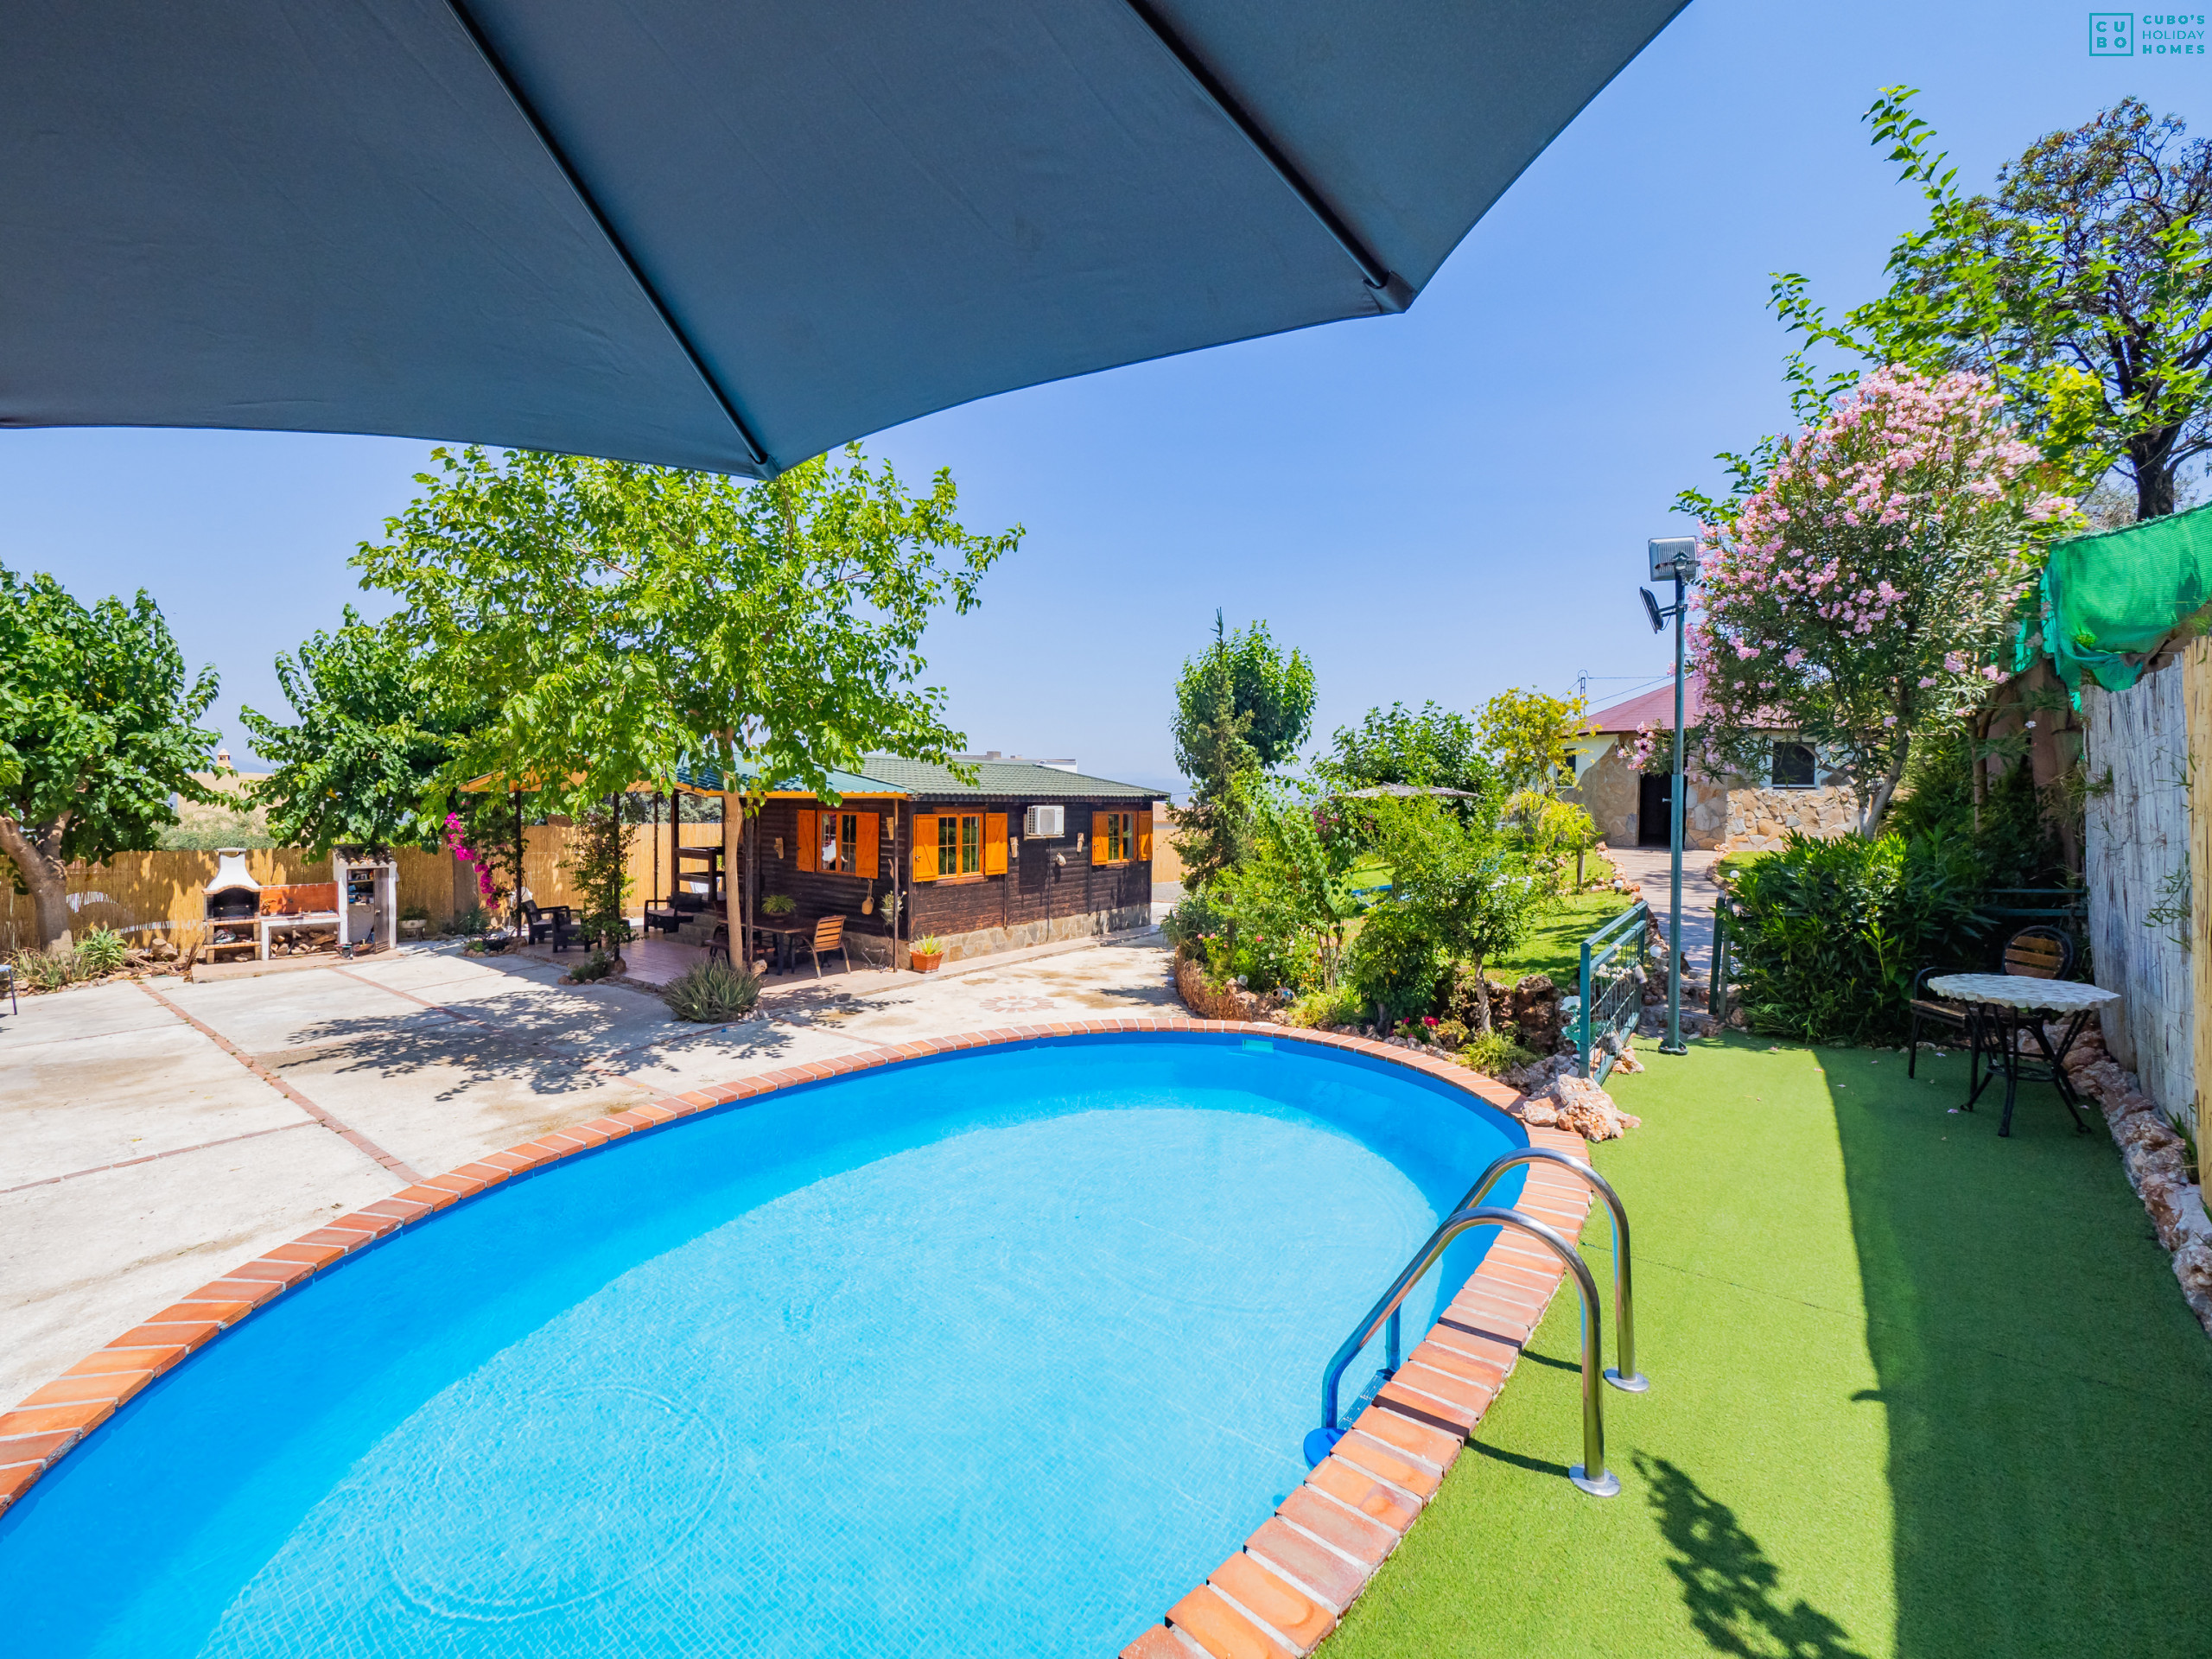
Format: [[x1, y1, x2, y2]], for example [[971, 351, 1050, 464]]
[[760, 893, 797, 918], [910, 934, 944, 973], [400, 904, 430, 939]]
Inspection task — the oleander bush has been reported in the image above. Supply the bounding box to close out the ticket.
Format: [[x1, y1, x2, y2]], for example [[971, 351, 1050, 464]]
[[1722, 828, 1992, 1044]]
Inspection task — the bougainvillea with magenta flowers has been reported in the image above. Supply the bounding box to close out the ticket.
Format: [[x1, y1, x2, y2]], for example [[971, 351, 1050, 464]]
[[1685, 365, 2074, 834]]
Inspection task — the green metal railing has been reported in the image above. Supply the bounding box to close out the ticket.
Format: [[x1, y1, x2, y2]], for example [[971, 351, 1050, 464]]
[[1578, 901, 1651, 1084]]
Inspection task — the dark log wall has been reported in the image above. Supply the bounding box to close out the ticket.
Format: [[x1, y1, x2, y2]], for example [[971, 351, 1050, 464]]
[[753, 798, 899, 938], [752, 795, 1154, 939]]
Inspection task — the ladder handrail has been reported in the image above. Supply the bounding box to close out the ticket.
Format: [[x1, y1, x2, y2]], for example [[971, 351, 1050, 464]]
[[1307, 1205, 1620, 1497], [1463, 1148, 1644, 1393], [1314, 1147, 1647, 1452]]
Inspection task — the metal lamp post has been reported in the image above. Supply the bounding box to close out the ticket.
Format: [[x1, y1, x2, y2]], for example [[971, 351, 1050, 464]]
[[1640, 537, 1699, 1058]]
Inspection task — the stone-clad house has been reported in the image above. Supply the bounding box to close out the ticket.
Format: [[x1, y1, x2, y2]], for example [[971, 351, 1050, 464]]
[[1564, 678, 1857, 851]]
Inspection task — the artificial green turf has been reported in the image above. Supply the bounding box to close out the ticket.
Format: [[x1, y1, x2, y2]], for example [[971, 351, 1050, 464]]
[[1325, 1033, 2212, 1658]]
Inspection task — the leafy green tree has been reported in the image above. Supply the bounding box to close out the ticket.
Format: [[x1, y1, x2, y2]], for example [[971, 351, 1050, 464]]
[[1316, 702, 1490, 796], [1775, 91, 2212, 518], [1358, 793, 1548, 1031], [1209, 780, 1364, 990], [0, 564, 220, 949], [1169, 611, 1316, 888], [358, 443, 1017, 952], [1474, 688, 1589, 796], [239, 609, 467, 855]]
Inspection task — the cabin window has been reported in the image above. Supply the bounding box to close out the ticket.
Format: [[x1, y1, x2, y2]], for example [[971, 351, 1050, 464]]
[[937, 812, 982, 875], [1772, 741, 1816, 789], [1093, 810, 1136, 864]]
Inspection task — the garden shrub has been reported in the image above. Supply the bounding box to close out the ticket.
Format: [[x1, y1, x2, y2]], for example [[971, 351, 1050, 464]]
[[1345, 902, 1448, 1027], [566, 951, 620, 984], [663, 957, 762, 1022], [10, 949, 81, 992], [1459, 1025, 1539, 1078], [77, 926, 130, 975], [1723, 829, 1992, 1044], [1283, 982, 1363, 1029]]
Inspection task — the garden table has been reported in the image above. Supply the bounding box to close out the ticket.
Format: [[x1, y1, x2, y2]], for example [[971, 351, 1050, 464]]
[[1926, 975, 2118, 1138], [752, 923, 807, 975]]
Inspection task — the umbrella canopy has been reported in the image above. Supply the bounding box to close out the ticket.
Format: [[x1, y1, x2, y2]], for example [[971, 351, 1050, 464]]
[[3, 1, 1683, 476]]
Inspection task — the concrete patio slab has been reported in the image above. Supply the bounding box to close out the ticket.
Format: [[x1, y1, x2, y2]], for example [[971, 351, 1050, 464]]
[[3, 929, 1180, 1410], [3, 1021, 302, 1189], [0, 1128, 394, 1407]]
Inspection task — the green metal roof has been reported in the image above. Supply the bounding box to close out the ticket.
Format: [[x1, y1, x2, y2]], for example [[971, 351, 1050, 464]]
[[672, 760, 906, 798], [859, 756, 1158, 801]]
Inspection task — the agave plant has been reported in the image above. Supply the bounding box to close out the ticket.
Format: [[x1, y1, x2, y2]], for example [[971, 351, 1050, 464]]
[[662, 957, 763, 1023]]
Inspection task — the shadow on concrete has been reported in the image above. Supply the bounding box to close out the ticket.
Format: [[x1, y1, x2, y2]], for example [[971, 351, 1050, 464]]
[[1637, 1452, 1871, 1659]]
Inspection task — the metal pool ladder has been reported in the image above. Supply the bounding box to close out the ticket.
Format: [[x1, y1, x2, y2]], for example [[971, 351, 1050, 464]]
[[1304, 1150, 1646, 1498]]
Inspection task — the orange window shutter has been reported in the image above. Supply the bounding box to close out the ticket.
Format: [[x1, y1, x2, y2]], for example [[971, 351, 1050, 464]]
[[912, 815, 938, 880], [856, 810, 879, 879], [1136, 813, 1152, 861], [983, 813, 1007, 875], [1091, 810, 1109, 865], [797, 809, 818, 873]]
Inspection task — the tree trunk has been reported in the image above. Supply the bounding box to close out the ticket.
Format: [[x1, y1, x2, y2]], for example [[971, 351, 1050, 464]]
[[1858, 737, 1912, 837], [1469, 961, 1493, 1033], [722, 789, 743, 972], [2130, 429, 2181, 519], [0, 814, 75, 951]]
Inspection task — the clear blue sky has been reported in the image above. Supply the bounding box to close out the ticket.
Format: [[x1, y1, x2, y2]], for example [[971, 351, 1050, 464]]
[[6, 0, 2205, 796]]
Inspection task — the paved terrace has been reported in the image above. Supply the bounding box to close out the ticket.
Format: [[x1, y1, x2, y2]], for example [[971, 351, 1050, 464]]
[[0, 933, 1176, 1408]]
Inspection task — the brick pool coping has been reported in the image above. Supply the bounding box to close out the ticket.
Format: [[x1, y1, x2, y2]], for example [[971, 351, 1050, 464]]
[[0, 1015, 1592, 1659]]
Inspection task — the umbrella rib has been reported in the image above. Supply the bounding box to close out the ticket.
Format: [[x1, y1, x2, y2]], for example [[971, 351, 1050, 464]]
[[1116, 0, 1413, 313], [440, 0, 773, 474]]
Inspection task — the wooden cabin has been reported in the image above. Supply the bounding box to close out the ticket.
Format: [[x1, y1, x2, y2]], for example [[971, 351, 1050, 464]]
[[747, 757, 1160, 966]]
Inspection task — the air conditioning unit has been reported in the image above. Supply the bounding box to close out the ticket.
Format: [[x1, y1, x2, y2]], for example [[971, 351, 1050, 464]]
[[1024, 804, 1065, 838]]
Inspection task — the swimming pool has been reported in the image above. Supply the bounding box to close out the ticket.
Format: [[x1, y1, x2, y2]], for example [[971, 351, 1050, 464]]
[[2, 1033, 1525, 1657]]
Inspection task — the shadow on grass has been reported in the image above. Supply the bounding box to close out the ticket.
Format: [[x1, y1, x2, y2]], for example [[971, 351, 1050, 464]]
[[1637, 1452, 1871, 1659], [1825, 1045, 2212, 1658]]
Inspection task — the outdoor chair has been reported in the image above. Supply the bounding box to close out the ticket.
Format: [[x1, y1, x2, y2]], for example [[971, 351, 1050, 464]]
[[1906, 966, 1977, 1081], [2001, 925, 2074, 981], [0, 958, 15, 1017], [795, 915, 851, 978]]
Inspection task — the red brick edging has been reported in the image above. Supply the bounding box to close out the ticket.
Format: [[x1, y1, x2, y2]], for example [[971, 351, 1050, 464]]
[[0, 1016, 1590, 1659]]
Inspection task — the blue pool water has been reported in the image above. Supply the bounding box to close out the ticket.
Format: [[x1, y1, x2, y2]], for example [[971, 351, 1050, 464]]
[[2, 1034, 1522, 1657]]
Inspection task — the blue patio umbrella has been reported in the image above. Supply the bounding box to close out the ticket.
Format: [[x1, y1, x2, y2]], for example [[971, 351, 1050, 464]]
[[2, 1, 1685, 475]]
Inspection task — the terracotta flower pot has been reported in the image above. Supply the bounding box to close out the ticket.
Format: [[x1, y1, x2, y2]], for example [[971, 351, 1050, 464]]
[[912, 950, 944, 974]]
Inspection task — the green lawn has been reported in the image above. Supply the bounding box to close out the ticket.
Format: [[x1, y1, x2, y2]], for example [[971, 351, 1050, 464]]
[[1327, 1033, 2212, 1658], [1491, 885, 1632, 986]]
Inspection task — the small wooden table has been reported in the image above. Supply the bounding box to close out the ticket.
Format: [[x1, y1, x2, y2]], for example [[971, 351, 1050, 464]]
[[752, 922, 806, 974], [1926, 975, 2118, 1137]]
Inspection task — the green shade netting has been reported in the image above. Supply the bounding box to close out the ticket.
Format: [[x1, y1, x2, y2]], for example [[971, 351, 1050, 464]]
[[2031, 499, 2212, 691]]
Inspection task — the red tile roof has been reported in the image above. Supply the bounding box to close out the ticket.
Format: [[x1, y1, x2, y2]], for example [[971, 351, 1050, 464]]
[[1586, 675, 1709, 734]]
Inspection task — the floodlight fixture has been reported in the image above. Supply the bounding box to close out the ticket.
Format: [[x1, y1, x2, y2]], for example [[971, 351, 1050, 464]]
[[1649, 537, 1699, 583], [1640, 587, 1665, 633]]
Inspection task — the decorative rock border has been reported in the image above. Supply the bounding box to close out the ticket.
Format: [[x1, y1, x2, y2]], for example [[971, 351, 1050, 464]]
[[0, 1016, 1591, 1659]]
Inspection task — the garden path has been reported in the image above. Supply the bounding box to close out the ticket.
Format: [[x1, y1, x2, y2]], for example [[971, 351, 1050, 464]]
[[1604, 846, 1721, 976]]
